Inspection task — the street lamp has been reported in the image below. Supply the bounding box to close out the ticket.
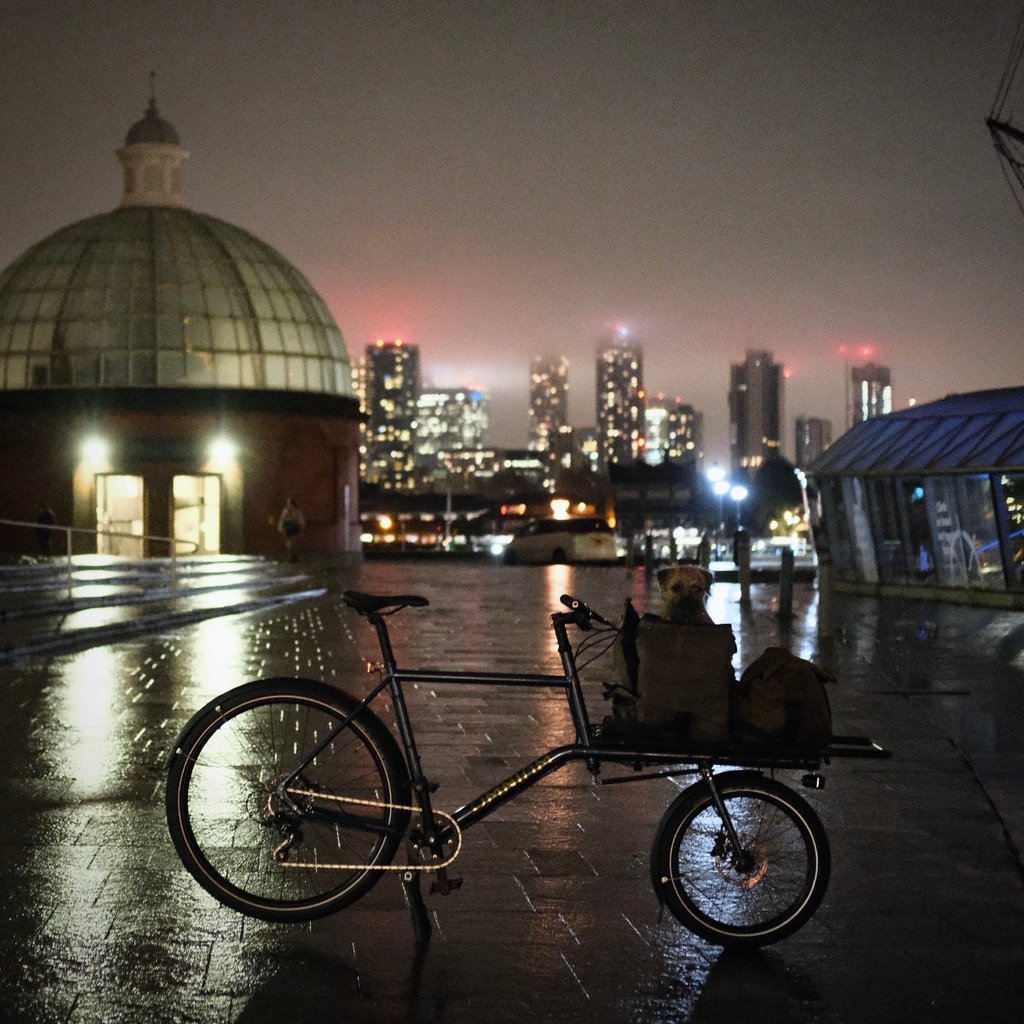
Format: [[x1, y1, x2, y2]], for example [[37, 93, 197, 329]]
[[730, 484, 749, 528], [81, 436, 110, 467], [208, 437, 237, 468], [713, 479, 731, 549], [705, 465, 729, 554]]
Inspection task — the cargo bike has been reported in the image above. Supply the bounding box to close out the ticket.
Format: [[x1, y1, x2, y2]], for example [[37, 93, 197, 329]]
[[166, 590, 890, 949]]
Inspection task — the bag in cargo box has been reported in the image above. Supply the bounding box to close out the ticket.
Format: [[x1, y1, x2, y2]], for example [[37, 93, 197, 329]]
[[732, 647, 833, 747]]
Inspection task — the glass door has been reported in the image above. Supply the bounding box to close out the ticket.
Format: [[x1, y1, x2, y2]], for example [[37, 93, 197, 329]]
[[96, 475, 145, 557], [173, 475, 221, 555]]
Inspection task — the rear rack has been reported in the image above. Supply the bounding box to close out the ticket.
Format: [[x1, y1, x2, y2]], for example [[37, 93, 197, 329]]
[[822, 734, 892, 759], [590, 730, 891, 769], [589, 734, 890, 787]]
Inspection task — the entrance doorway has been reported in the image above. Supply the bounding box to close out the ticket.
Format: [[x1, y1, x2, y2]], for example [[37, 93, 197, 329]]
[[173, 475, 221, 555], [96, 474, 145, 557]]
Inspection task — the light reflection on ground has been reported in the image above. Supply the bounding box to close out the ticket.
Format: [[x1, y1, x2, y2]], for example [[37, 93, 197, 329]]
[[54, 646, 122, 798]]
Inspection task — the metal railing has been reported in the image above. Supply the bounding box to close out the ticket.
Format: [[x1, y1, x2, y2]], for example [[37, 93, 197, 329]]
[[0, 518, 199, 599]]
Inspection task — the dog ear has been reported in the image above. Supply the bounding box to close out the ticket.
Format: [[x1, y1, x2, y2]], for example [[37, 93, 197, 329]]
[[656, 567, 671, 586]]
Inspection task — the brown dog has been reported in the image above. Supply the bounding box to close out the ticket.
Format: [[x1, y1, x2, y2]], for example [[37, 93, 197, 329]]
[[656, 564, 715, 625]]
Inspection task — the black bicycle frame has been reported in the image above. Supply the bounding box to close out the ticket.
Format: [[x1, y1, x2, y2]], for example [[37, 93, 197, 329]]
[[396, 608, 616, 839], [278, 604, 863, 849], [277, 609, 672, 839]]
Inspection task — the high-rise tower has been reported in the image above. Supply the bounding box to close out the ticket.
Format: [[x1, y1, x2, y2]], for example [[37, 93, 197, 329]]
[[596, 336, 644, 467], [850, 362, 892, 425], [415, 387, 489, 489], [644, 394, 703, 465], [362, 339, 420, 490], [794, 416, 832, 468], [528, 355, 569, 491], [528, 356, 569, 452], [729, 349, 784, 470]]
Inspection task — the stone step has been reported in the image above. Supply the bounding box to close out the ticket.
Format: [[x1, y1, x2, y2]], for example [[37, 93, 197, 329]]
[[0, 555, 324, 662]]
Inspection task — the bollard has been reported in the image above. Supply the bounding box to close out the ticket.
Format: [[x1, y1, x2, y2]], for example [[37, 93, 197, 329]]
[[736, 533, 752, 606], [817, 552, 834, 638], [644, 533, 654, 569], [697, 535, 711, 569], [778, 546, 794, 619]]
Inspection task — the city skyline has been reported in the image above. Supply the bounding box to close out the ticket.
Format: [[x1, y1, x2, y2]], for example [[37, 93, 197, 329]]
[[3, 2, 1024, 462]]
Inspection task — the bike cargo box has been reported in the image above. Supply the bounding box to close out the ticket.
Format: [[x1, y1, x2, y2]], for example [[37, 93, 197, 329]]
[[611, 608, 736, 742]]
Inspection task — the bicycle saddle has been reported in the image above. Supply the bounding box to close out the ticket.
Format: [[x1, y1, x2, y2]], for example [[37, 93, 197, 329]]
[[342, 590, 430, 614]]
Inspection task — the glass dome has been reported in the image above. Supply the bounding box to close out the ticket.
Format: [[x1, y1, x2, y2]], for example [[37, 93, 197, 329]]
[[0, 206, 353, 397]]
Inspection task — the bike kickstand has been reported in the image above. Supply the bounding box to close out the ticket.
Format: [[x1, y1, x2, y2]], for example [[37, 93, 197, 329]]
[[400, 869, 432, 949]]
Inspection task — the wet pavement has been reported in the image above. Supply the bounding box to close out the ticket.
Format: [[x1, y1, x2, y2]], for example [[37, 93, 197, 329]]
[[1, 560, 1022, 1023]]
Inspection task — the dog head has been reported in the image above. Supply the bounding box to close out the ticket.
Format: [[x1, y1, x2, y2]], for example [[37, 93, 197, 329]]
[[656, 564, 715, 625]]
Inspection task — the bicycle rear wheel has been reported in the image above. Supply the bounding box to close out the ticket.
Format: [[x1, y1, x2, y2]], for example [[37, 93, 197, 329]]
[[650, 771, 830, 947], [166, 678, 410, 921]]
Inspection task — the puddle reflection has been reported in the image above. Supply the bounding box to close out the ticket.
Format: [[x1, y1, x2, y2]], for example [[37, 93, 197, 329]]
[[53, 646, 122, 797]]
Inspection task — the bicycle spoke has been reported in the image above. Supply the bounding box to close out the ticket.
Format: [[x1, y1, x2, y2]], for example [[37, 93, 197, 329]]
[[654, 775, 829, 946], [169, 685, 408, 917]]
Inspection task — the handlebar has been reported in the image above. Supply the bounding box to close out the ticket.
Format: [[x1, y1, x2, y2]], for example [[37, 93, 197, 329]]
[[557, 594, 614, 630]]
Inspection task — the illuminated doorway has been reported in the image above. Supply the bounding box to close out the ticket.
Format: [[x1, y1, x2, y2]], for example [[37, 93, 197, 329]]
[[96, 474, 145, 557], [173, 475, 221, 554]]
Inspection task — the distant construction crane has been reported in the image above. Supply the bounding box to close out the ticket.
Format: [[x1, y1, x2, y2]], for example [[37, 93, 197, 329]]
[[988, 4, 1024, 217]]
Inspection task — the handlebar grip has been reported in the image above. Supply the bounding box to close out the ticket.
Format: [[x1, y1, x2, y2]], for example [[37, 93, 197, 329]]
[[558, 594, 613, 628]]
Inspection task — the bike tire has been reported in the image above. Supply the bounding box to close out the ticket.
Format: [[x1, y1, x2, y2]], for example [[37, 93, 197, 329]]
[[166, 678, 411, 922], [650, 770, 830, 947]]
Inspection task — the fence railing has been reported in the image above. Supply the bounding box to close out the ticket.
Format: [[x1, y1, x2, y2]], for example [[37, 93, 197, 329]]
[[0, 518, 199, 600]]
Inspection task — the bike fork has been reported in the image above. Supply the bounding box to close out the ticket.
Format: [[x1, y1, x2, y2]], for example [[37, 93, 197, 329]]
[[700, 766, 745, 857]]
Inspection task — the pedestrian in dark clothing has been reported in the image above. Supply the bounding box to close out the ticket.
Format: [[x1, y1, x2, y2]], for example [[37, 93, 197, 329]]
[[36, 506, 56, 556], [277, 498, 305, 562]]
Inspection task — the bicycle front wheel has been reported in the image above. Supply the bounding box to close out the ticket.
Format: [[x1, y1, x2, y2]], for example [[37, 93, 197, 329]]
[[650, 771, 830, 947], [166, 678, 411, 922]]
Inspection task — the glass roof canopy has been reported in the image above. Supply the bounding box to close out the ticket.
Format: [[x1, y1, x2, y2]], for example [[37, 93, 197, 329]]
[[0, 207, 353, 397], [810, 388, 1024, 476]]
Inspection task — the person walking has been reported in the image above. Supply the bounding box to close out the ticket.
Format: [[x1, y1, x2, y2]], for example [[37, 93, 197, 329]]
[[277, 497, 305, 562], [35, 505, 56, 557]]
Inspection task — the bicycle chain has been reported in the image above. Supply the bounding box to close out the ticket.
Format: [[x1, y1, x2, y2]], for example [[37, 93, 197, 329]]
[[272, 788, 463, 872]]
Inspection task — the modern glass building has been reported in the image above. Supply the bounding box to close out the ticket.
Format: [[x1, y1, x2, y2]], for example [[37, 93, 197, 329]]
[[0, 95, 362, 558], [850, 362, 893, 425], [795, 415, 833, 470], [360, 339, 421, 491], [596, 335, 644, 467], [528, 355, 569, 453], [643, 395, 703, 466], [729, 349, 784, 471], [809, 388, 1024, 605], [415, 387, 490, 490]]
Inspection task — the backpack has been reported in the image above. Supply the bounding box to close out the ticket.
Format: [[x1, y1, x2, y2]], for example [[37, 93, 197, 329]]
[[731, 647, 833, 748], [606, 599, 736, 743]]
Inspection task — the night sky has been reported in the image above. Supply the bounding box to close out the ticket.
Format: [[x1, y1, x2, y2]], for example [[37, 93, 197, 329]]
[[3, 0, 1023, 461]]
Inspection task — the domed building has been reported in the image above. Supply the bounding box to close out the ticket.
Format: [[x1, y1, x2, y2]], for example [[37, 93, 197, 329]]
[[0, 95, 361, 559]]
